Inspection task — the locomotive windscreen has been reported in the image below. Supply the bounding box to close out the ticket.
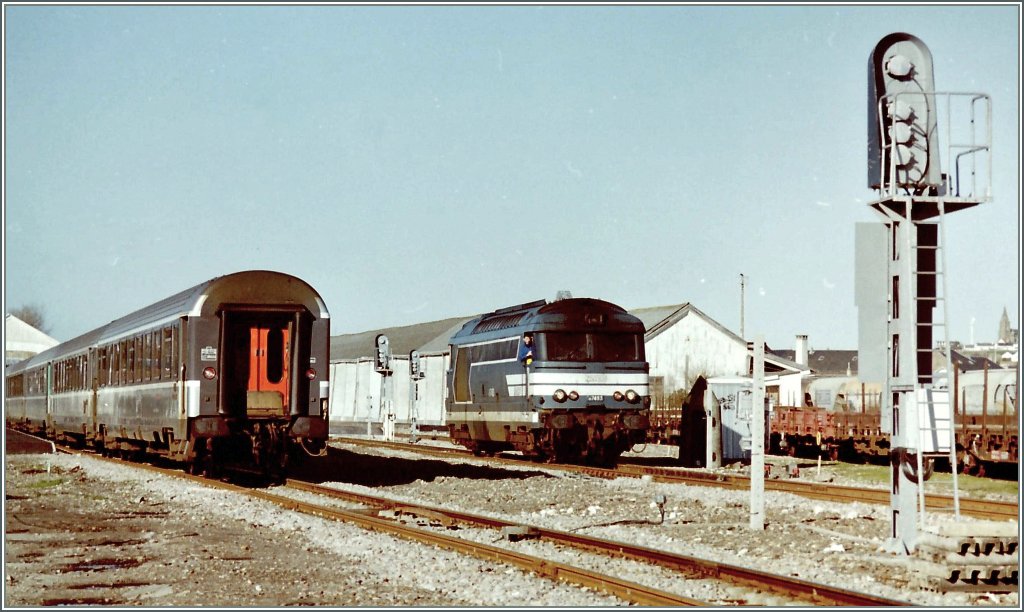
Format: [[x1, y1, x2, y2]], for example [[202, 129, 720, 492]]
[[535, 332, 644, 362]]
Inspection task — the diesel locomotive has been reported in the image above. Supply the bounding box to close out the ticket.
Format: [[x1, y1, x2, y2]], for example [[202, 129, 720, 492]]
[[445, 297, 650, 465], [4, 270, 330, 480]]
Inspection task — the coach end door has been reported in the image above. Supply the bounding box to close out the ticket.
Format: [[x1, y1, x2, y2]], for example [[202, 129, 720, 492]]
[[222, 312, 294, 419]]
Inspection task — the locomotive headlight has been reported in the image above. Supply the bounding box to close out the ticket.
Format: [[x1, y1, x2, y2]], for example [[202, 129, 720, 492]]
[[625, 389, 639, 403], [306, 368, 317, 380], [568, 390, 579, 401], [553, 389, 568, 403], [613, 391, 624, 402], [202, 367, 217, 380]]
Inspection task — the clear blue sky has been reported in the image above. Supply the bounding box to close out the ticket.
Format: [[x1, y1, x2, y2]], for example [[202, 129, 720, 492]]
[[3, 3, 1020, 351]]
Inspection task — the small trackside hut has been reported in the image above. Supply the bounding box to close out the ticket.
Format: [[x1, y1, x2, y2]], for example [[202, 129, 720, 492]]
[[445, 297, 651, 465], [4, 270, 331, 481]]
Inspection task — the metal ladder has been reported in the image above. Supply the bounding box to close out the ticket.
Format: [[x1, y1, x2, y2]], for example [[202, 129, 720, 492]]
[[909, 199, 962, 524]]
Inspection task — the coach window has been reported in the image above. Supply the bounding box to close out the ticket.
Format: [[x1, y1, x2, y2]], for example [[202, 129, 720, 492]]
[[118, 340, 127, 385], [135, 336, 143, 382], [137, 336, 145, 382], [127, 338, 136, 383], [98, 347, 107, 387], [161, 327, 174, 379], [143, 333, 152, 382], [150, 331, 160, 380], [151, 331, 162, 380], [112, 342, 121, 386], [109, 344, 116, 385]]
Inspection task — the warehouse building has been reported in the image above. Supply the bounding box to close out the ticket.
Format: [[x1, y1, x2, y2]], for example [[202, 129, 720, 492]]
[[327, 300, 806, 435]]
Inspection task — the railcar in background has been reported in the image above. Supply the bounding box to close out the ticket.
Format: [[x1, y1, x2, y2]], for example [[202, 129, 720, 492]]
[[768, 369, 1017, 475], [4, 270, 330, 481], [445, 297, 650, 465]]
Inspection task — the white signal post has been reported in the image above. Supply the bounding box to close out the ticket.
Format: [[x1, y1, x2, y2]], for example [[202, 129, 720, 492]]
[[750, 335, 766, 531]]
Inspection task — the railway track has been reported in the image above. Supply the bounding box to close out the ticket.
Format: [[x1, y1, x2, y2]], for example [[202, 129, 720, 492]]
[[335, 436, 1019, 522], [47, 442, 909, 606], [282, 479, 906, 606]]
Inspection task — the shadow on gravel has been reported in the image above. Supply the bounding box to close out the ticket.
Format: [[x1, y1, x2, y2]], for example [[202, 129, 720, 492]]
[[290, 446, 555, 487]]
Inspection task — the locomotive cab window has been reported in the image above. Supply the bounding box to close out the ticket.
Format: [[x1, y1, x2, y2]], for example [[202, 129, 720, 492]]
[[535, 332, 643, 362]]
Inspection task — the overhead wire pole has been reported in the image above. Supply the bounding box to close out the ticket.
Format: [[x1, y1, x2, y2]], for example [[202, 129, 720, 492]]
[[739, 274, 745, 339]]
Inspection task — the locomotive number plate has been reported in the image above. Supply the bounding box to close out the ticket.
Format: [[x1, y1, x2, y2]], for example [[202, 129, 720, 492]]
[[588, 395, 604, 401]]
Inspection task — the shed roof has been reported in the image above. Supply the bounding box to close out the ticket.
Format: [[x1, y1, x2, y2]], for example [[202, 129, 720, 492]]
[[329, 316, 475, 360], [946, 349, 1002, 372], [770, 349, 859, 376]]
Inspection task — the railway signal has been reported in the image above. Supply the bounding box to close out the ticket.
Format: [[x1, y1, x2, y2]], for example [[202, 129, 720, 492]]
[[374, 334, 392, 374], [862, 32, 992, 556], [409, 350, 424, 443], [868, 32, 942, 193], [374, 334, 395, 439]]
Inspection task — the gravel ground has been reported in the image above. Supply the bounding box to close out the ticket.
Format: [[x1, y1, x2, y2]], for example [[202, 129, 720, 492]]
[[3, 439, 1019, 608]]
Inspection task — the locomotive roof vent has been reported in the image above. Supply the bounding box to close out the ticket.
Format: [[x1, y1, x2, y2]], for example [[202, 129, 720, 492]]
[[555, 290, 573, 301]]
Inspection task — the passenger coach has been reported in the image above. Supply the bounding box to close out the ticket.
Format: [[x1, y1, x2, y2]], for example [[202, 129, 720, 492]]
[[446, 297, 650, 465], [4, 270, 330, 479]]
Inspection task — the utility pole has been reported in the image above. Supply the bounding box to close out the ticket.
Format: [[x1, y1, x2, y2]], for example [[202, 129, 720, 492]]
[[740, 273, 746, 339]]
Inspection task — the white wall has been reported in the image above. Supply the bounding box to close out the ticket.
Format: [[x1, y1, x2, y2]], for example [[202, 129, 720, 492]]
[[646, 313, 749, 395], [328, 354, 449, 429]]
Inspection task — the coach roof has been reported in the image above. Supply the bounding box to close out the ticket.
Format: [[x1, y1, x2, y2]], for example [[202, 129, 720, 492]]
[[7, 271, 326, 373]]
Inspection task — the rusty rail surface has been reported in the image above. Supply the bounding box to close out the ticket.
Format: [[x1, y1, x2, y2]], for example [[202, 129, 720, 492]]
[[285, 479, 907, 607], [335, 436, 1018, 521]]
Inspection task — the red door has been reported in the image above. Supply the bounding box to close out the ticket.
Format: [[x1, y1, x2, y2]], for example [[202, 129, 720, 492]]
[[248, 326, 290, 412]]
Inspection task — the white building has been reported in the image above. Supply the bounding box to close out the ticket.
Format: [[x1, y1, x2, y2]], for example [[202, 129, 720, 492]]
[[4, 314, 59, 367]]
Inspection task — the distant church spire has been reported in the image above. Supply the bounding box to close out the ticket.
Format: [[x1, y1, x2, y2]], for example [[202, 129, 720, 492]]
[[998, 307, 1012, 343]]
